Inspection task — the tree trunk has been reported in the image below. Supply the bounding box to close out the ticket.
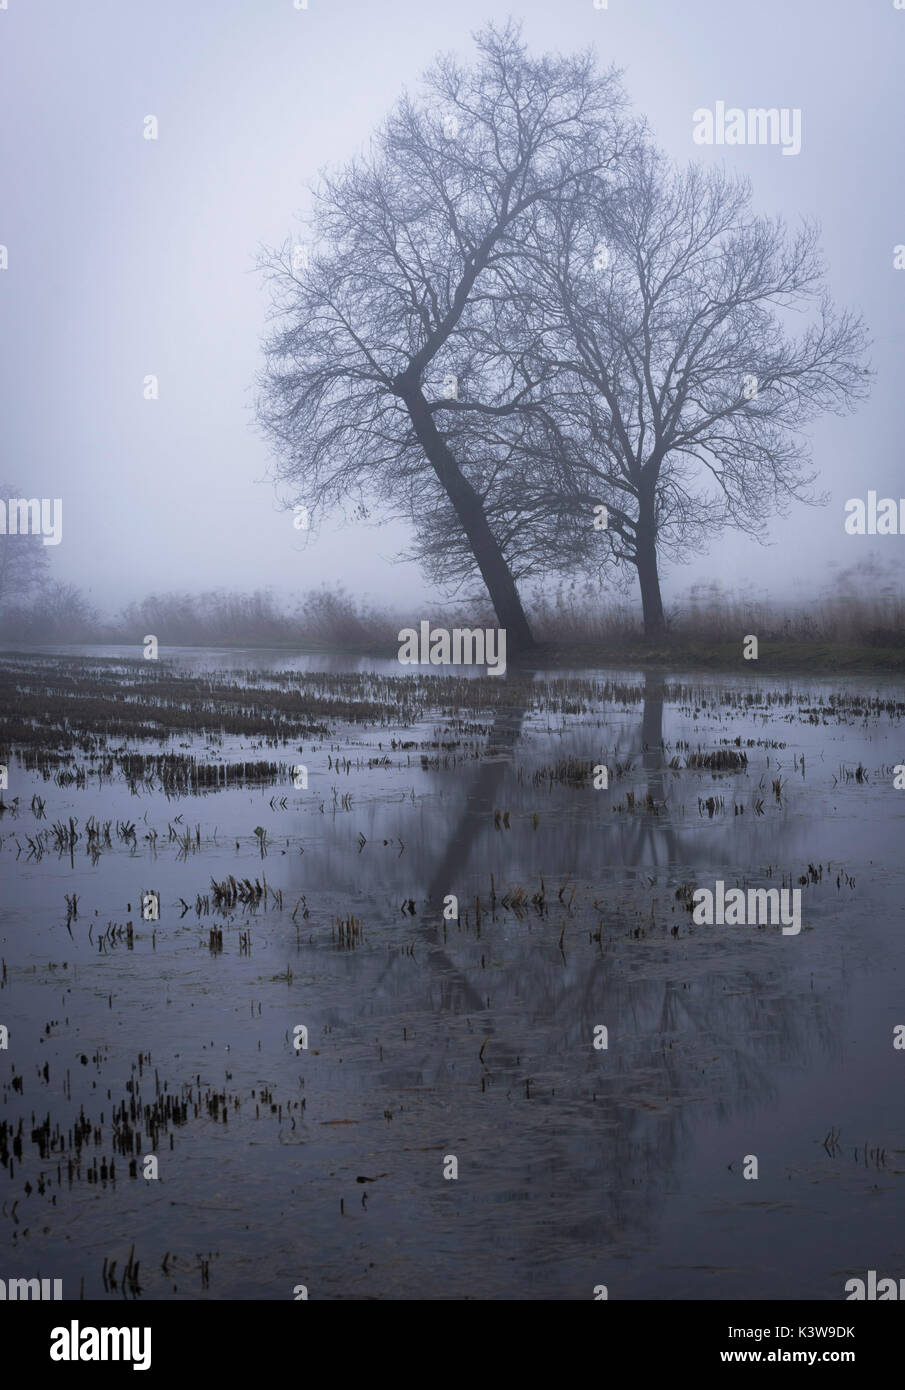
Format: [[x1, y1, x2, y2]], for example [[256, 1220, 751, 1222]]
[[399, 385, 536, 652], [635, 509, 666, 639]]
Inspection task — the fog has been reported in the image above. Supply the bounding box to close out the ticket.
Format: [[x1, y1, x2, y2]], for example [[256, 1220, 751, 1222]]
[[2, 0, 901, 614]]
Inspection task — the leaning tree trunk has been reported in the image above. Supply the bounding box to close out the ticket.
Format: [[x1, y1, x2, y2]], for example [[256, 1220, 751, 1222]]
[[635, 508, 666, 639], [399, 385, 536, 653]]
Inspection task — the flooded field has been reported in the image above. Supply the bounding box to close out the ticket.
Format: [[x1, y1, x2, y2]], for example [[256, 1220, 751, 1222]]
[[1, 647, 904, 1300]]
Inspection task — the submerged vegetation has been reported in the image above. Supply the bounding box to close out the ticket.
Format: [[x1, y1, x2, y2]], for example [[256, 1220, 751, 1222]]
[[1, 644, 902, 1300], [2, 655, 904, 768]]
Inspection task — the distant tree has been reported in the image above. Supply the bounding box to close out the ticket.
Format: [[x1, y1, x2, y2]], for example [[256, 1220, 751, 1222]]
[[0, 582, 99, 642], [527, 147, 872, 636], [257, 22, 634, 652], [0, 483, 50, 605]]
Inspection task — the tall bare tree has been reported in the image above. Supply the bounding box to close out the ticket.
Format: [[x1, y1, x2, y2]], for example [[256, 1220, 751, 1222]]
[[527, 146, 871, 636], [257, 22, 634, 652]]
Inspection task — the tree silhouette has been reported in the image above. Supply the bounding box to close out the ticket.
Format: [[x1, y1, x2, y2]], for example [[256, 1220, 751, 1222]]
[[524, 146, 871, 635], [257, 23, 633, 652]]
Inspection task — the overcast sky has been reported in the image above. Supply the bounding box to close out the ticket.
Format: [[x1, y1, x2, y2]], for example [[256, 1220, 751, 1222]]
[[1, 0, 902, 615]]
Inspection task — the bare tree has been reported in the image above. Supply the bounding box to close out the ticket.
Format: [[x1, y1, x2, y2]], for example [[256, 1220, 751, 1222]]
[[0, 483, 50, 605], [257, 22, 633, 652], [527, 146, 871, 636]]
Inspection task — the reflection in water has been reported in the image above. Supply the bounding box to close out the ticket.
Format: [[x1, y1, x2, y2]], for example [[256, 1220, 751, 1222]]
[[0, 652, 901, 1298], [326, 671, 844, 1285]]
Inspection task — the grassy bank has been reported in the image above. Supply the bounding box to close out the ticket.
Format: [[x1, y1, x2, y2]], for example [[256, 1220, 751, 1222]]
[[1, 580, 903, 675], [527, 637, 905, 675]]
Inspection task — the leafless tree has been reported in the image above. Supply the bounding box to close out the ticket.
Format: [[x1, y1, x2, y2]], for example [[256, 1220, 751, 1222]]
[[257, 22, 634, 652], [526, 146, 872, 636]]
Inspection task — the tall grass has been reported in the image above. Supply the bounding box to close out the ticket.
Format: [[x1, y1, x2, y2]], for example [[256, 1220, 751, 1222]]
[[0, 584, 399, 649], [529, 564, 905, 648], [1, 567, 902, 650]]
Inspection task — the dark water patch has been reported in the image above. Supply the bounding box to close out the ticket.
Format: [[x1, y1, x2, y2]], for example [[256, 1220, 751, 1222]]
[[1, 653, 904, 1298]]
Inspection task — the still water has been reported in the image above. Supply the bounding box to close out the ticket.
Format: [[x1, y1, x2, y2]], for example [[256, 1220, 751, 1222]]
[[1, 649, 903, 1299]]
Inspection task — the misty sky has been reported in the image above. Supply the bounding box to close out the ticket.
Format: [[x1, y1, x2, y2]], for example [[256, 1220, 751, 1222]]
[[1, 0, 902, 615]]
